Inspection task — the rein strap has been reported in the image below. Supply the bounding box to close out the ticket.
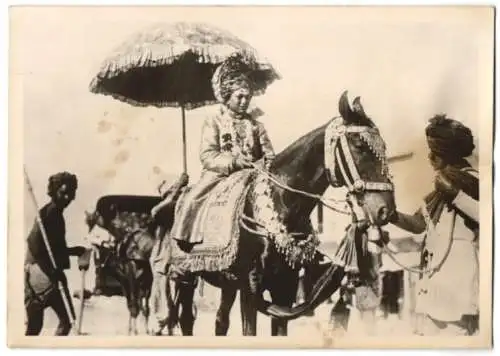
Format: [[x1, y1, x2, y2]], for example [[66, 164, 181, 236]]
[[325, 117, 393, 193]]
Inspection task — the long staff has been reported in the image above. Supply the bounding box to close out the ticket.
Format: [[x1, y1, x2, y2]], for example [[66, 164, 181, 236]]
[[75, 251, 91, 336], [23, 167, 77, 331]]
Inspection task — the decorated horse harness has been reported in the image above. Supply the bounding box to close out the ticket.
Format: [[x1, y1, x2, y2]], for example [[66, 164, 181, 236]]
[[240, 117, 394, 269]]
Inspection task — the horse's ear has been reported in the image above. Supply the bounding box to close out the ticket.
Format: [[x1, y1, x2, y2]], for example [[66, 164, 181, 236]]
[[84, 210, 95, 230], [353, 96, 377, 127], [338, 90, 353, 122], [352, 96, 366, 117], [84, 210, 92, 223]]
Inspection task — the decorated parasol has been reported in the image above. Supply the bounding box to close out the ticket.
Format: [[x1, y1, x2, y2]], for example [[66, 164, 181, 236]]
[[89, 21, 281, 174]]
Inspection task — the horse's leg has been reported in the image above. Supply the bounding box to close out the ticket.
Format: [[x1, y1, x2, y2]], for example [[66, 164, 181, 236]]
[[215, 285, 237, 336], [270, 302, 291, 336], [239, 232, 272, 336], [124, 262, 140, 335], [178, 276, 197, 336], [239, 288, 258, 336], [329, 295, 351, 333], [240, 267, 260, 337], [270, 310, 290, 336], [269, 271, 299, 336], [118, 275, 133, 336]]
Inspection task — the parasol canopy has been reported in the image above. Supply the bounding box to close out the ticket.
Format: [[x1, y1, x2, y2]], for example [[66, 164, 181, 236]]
[[89, 21, 280, 109], [89, 21, 281, 174]]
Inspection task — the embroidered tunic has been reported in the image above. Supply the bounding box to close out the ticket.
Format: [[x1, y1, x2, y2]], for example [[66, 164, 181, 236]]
[[415, 167, 479, 322], [171, 106, 275, 244]]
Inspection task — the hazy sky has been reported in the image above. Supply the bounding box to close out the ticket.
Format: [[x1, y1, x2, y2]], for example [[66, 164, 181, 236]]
[[17, 7, 490, 242]]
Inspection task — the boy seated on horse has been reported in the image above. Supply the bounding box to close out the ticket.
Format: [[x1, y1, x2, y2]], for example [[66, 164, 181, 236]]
[[148, 55, 276, 335], [151, 55, 275, 253]]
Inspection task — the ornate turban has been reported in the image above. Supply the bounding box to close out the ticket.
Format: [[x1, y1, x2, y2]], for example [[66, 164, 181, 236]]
[[425, 114, 475, 160], [47, 171, 78, 198], [212, 54, 254, 104]]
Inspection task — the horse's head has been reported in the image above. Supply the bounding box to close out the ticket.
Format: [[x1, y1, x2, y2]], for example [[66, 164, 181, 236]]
[[84, 202, 118, 231], [326, 91, 396, 227]]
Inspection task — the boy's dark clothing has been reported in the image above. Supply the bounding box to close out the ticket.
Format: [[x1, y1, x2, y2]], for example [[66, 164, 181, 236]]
[[24, 202, 77, 335], [25, 203, 70, 277]]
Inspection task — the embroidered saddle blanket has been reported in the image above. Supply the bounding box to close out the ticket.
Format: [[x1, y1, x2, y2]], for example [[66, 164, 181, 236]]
[[169, 170, 256, 272]]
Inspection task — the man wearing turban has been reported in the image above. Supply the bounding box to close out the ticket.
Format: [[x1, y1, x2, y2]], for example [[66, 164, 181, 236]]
[[389, 115, 479, 336]]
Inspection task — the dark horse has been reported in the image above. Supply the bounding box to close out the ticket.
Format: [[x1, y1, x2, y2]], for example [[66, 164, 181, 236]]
[[84, 196, 159, 335], [155, 91, 397, 336]]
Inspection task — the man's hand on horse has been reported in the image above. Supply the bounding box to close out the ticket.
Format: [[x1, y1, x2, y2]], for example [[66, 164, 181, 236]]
[[435, 171, 459, 202]]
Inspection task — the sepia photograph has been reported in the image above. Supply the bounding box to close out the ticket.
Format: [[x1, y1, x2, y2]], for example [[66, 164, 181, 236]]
[[7, 5, 494, 349]]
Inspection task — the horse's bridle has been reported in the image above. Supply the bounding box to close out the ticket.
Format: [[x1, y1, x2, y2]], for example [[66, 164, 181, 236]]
[[246, 117, 394, 220], [325, 117, 394, 195], [239, 118, 396, 268]]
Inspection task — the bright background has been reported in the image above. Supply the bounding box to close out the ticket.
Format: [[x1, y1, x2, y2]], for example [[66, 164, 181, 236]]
[[20, 6, 482, 246]]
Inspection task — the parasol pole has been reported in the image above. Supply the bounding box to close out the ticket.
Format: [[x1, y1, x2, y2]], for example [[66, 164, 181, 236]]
[[181, 105, 188, 174], [23, 166, 77, 332]]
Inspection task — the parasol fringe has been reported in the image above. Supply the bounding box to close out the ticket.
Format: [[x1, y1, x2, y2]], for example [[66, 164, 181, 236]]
[[92, 45, 279, 82], [89, 21, 281, 108], [89, 51, 279, 108], [88, 78, 270, 110]]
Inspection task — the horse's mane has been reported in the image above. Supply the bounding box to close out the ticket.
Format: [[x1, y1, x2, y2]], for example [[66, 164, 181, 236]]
[[271, 114, 376, 170], [272, 123, 329, 169]]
